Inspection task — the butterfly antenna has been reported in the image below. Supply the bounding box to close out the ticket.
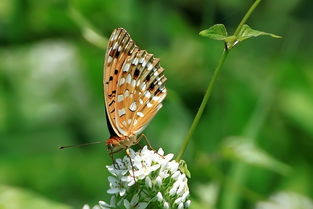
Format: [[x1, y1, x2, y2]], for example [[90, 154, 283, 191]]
[[58, 140, 105, 150]]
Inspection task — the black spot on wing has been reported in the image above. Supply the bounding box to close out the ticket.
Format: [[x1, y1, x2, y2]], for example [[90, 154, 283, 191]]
[[134, 68, 140, 79]]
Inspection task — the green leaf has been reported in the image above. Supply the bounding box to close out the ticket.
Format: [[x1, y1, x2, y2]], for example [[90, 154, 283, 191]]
[[199, 24, 228, 41], [221, 136, 291, 175], [179, 160, 191, 178], [237, 24, 282, 42]]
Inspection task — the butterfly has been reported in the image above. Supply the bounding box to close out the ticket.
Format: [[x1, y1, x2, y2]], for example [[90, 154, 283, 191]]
[[104, 28, 167, 155]]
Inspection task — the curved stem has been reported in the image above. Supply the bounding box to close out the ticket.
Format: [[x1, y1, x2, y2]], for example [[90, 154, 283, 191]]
[[233, 0, 262, 36], [176, 46, 229, 161]]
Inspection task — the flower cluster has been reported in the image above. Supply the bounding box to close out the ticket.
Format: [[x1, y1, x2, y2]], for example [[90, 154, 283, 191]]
[[92, 146, 191, 209]]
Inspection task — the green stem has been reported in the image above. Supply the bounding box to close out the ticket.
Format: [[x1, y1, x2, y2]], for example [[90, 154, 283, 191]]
[[176, 46, 229, 161], [176, 0, 262, 161], [233, 0, 262, 37]]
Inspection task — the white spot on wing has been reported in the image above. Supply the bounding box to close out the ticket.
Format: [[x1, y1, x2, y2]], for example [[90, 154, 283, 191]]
[[147, 102, 153, 108], [147, 63, 153, 71], [126, 74, 131, 84], [113, 42, 118, 50], [113, 33, 118, 40], [108, 56, 113, 63], [118, 108, 126, 117], [117, 94, 124, 102], [140, 83, 146, 91], [129, 102, 137, 112], [142, 60, 147, 67], [132, 58, 138, 65], [144, 91, 151, 98], [137, 112, 144, 117], [119, 77, 125, 86], [152, 96, 160, 101], [124, 90, 130, 97], [123, 63, 130, 72]]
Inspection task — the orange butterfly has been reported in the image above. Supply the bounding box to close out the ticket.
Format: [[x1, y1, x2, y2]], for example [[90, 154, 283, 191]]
[[104, 28, 167, 155]]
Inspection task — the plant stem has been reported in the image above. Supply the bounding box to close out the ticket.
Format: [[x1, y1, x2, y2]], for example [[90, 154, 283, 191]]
[[233, 0, 262, 37], [176, 46, 229, 161], [176, 0, 262, 161]]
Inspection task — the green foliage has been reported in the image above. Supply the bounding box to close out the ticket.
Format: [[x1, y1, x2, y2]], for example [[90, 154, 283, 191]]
[[200, 24, 281, 49], [199, 24, 228, 41], [0, 0, 313, 209], [237, 24, 282, 41]]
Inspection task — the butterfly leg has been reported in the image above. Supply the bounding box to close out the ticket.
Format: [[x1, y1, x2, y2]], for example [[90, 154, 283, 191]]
[[125, 148, 137, 183], [138, 134, 164, 158], [109, 148, 123, 169], [110, 152, 119, 169]]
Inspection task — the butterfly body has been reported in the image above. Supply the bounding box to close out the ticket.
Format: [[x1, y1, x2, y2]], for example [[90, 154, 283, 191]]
[[103, 28, 167, 154], [106, 135, 137, 153]]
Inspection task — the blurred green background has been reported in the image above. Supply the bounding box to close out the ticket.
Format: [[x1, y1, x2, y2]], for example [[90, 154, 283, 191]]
[[1, 0, 313, 208]]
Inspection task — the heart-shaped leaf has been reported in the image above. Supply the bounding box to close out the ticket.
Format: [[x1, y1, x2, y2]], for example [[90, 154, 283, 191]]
[[199, 24, 228, 41], [237, 24, 282, 42]]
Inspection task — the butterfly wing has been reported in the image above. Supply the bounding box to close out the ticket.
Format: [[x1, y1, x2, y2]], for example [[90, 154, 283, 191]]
[[114, 47, 167, 137], [104, 28, 139, 137], [104, 28, 167, 138]]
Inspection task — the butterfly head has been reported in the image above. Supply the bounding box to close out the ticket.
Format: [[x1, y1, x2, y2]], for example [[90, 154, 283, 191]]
[[106, 135, 138, 153], [106, 136, 122, 153]]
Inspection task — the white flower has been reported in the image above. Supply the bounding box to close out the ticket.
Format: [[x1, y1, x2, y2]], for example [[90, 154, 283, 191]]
[[98, 196, 116, 209], [82, 205, 90, 209], [84, 146, 191, 208], [185, 200, 191, 207], [107, 176, 127, 196], [157, 192, 163, 202], [82, 204, 101, 209]]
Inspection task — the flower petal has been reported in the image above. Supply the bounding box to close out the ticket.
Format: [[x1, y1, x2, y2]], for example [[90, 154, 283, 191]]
[[82, 204, 90, 209]]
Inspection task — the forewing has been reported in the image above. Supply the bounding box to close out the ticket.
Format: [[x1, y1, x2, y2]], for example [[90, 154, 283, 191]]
[[103, 28, 139, 137]]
